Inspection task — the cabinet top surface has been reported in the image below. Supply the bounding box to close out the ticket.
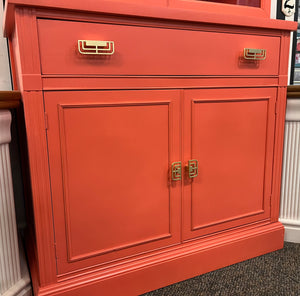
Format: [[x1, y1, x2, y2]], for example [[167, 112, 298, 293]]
[[3, 0, 297, 36]]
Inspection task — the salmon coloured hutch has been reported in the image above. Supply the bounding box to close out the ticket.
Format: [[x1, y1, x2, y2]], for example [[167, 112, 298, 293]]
[[3, 0, 297, 295]]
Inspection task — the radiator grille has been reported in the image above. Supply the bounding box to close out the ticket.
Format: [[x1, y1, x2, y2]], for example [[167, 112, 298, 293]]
[[0, 111, 21, 295], [280, 122, 300, 222]]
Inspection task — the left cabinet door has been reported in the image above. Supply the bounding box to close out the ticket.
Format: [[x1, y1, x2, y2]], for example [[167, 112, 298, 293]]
[[44, 90, 181, 274]]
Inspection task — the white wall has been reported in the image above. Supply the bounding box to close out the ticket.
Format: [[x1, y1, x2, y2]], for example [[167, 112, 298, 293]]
[[271, 0, 277, 18], [0, 2, 11, 91]]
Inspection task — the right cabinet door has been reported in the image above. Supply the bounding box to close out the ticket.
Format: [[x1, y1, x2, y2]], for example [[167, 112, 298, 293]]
[[182, 88, 277, 241]]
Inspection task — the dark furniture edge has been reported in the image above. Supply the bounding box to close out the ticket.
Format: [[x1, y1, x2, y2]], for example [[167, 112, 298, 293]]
[[287, 85, 300, 98], [0, 91, 22, 109]]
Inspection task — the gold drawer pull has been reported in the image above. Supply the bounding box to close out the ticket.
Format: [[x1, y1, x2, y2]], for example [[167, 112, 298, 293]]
[[78, 40, 114, 55], [243, 48, 266, 60]]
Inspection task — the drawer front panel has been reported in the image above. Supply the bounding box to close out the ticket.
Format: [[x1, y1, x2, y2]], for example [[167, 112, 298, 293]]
[[37, 19, 280, 76]]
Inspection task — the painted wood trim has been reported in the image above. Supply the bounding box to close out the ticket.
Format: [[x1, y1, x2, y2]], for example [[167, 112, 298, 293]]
[[41, 76, 280, 91], [270, 86, 287, 221], [261, 0, 271, 17], [36, 222, 284, 296], [32, 8, 290, 36], [3, 0, 297, 37], [21, 91, 57, 285], [279, 32, 292, 80], [14, 8, 42, 91]]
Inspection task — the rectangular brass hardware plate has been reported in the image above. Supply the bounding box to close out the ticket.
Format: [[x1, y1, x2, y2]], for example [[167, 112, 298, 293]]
[[243, 48, 266, 60], [188, 159, 198, 178], [78, 40, 115, 55], [171, 161, 182, 181]]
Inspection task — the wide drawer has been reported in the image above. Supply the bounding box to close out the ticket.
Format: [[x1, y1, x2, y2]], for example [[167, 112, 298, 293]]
[[37, 19, 280, 76]]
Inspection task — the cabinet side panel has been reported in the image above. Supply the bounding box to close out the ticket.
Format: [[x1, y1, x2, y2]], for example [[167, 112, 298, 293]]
[[8, 7, 57, 287], [272, 32, 290, 221], [22, 91, 57, 285], [271, 87, 287, 221]]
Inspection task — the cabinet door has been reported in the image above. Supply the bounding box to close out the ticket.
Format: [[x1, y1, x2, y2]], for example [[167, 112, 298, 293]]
[[182, 88, 276, 241], [44, 90, 181, 274]]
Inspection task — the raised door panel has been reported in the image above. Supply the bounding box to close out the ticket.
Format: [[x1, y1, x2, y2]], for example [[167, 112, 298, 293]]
[[182, 88, 276, 241], [44, 90, 181, 274]]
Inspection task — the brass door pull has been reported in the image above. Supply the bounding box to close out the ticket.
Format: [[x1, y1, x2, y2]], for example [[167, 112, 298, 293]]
[[185, 159, 198, 179], [171, 161, 182, 181]]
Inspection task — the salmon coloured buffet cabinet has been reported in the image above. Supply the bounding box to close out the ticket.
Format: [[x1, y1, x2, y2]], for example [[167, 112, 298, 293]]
[[3, 0, 297, 295]]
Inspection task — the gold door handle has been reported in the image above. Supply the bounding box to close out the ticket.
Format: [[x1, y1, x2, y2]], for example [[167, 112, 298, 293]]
[[171, 161, 182, 181], [78, 40, 115, 55], [185, 159, 198, 179], [243, 48, 266, 60]]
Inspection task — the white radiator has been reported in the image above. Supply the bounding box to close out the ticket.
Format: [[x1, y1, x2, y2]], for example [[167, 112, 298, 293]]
[[280, 99, 300, 243], [0, 110, 21, 295]]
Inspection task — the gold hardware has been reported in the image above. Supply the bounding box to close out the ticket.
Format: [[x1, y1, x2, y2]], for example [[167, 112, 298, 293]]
[[243, 48, 266, 60], [186, 159, 198, 179], [171, 161, 182, 181], [78, 40, 114, 55]]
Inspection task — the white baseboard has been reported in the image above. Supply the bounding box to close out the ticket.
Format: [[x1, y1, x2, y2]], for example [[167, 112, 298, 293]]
[[284, 225, 300, 243], [280, 219, 300, 243]]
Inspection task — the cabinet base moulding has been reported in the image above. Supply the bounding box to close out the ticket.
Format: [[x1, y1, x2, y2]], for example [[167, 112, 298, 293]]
[[30, 222, 284, 296]]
